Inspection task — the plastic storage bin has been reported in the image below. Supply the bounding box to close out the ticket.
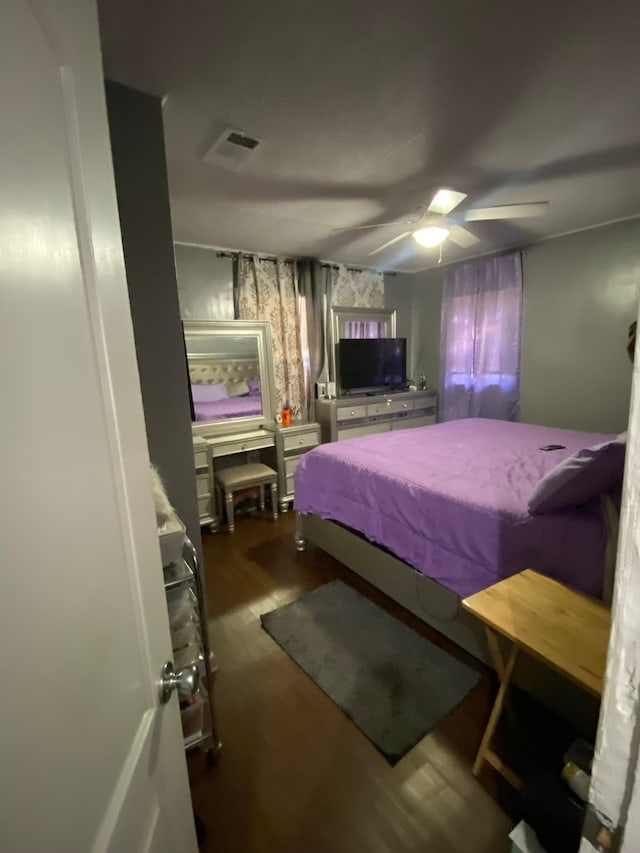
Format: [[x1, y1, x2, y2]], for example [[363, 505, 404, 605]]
[[158, 512, 186, 567], [171, 620, 201, 652], [180, 693, 204, 740], [167, 588, 199, 630]]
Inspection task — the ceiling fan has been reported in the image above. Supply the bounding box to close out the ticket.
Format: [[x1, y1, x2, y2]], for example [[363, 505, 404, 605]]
[[333, 189, 549, 256]]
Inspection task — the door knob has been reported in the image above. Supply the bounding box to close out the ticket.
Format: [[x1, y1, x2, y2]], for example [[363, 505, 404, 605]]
[[159, 661, 199, 705]]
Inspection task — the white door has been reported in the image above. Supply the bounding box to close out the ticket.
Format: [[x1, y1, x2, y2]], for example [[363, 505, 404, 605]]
[[0, 1, 198, 851]]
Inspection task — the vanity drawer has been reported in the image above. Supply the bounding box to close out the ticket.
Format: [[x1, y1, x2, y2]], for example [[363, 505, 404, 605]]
[[285, 457, 301, 479], [195, 473, 210, 498], [212, 435, 273, 457], [197, 494, 211, 517], [337, 404, 368, 422], [283, 430, 319, 453], [194, 448, 209, 470], [367, 399, 412, 417]]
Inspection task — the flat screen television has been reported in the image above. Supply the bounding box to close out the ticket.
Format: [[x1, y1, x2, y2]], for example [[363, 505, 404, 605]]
[[338, 337, 407, 395]]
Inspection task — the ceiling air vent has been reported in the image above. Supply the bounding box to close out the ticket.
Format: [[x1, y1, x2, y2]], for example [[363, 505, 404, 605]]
[[203, 127, 263, 170]]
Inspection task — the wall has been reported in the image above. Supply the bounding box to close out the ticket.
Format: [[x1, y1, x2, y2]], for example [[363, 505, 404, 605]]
[[405, 269, 445, 390], [384, 272, 412, 368], [174, 244, 234, 320], [521, 219, 640, 433], [409, 219, 640, 432], [105, 81, 202, 562]]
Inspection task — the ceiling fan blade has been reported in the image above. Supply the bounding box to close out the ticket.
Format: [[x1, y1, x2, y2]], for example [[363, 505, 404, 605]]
[[368, 231, 412, 256], [463, 202, 549, 222], [427, 189, 467, 216], [448, 225, 480, 248], [332, 218, 418, 233]]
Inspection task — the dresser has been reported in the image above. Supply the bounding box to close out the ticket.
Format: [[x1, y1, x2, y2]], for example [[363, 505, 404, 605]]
[[263, 420, 321, 512], [316, 390, 437, 443]]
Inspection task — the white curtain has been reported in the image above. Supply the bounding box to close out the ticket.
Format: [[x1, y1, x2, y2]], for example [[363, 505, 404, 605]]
[[237, 255, 306, 419], [440, 252, 523, 422], [345, 320, 385, 338]]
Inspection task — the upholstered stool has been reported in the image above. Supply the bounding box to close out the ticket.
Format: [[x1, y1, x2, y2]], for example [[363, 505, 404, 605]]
[[215, 463, 278, 533]]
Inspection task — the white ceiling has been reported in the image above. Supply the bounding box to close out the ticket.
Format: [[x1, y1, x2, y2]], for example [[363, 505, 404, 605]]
[[98, 0, 640, 273]]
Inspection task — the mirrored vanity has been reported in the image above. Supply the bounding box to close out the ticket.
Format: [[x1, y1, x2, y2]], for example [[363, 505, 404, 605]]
[[184, 320, 320, 527]]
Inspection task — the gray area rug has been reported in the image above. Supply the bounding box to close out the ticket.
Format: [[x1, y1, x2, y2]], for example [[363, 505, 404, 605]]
[[260, 580, 480, 764]]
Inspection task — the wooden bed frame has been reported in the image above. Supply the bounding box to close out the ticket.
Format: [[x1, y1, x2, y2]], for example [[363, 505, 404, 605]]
[[295, 512, 602, 734]]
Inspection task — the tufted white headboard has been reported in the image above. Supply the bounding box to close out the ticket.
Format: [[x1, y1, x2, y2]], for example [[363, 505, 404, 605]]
[[188, 356, 260, 386]]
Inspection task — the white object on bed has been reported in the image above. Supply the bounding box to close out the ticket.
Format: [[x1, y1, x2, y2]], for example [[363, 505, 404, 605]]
[[226, 379, 250, 397]]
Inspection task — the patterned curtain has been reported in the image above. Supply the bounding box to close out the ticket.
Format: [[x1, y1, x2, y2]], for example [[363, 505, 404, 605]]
[[440, 252, 523, 422], [237, 255, 306, 419], [331, 265, 384, 308]]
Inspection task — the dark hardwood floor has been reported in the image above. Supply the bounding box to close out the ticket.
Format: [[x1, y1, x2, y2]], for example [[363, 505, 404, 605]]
[[187, 511, 559, 853]]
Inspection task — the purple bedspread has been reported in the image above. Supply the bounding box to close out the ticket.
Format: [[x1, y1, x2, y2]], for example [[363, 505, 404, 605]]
[[194, 395, 262, 422], [294, 419, 614, 598]]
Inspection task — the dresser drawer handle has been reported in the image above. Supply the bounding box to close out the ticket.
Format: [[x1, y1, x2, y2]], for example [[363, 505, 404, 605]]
[[350, 410, 355, 416], [241, 444, 246, 450], [299, 438, 304, 445], [403, 403, 407, 408]]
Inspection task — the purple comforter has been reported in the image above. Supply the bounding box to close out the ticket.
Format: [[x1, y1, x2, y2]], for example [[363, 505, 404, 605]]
[[294, 419, 614, 598], [194, 395, 262, 422]]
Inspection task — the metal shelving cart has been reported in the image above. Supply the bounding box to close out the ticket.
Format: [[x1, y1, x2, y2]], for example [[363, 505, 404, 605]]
[[163, 535, 222, 765]]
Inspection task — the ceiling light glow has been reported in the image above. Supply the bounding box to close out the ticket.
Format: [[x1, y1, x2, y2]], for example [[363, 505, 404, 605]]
[[413, 226, 449, 248]]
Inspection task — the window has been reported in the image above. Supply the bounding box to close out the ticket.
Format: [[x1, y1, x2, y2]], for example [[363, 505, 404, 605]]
[[440, 253, 523, 421]]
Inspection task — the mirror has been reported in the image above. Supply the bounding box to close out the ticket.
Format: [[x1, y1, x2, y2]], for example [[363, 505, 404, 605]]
[[184, 320, 276, 437], [329, 307, 397, 383]]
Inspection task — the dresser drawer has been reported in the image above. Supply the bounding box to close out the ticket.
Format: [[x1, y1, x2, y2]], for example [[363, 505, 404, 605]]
[[283, 430, 319, 453], [338, 422, 391, 440], [195, 473, 210, 497], [336, 404, 368, 422], [211, 434, 273, 457], [391, 415, 436, 431], [367, 399, 412, 417]]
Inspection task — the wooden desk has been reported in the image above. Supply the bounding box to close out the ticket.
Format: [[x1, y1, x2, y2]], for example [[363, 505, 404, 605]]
[[462, 569, 611, 788]]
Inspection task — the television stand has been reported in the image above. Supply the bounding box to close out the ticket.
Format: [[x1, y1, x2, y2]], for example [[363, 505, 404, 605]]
[[316, 389, 438, 443]]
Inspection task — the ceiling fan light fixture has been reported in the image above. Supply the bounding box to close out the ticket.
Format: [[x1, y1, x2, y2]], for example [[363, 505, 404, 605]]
[[413, 226, 449, 248]]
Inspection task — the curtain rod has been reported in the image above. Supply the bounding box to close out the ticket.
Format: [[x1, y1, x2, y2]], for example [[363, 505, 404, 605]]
[[215, 250, 395, 276]]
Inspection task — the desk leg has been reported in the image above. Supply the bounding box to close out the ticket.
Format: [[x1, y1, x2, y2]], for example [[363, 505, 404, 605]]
[[486, 630, 515, 725], [472, 630, 520, 787]]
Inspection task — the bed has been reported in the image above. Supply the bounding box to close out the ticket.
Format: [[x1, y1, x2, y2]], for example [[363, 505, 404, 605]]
[[295, 418, 617, 599], [294, 419, 622, 721]]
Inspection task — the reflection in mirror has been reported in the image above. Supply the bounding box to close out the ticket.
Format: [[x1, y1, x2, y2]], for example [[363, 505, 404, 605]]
[[183, 321, 276, 437], [186, 335, 263, 423]]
